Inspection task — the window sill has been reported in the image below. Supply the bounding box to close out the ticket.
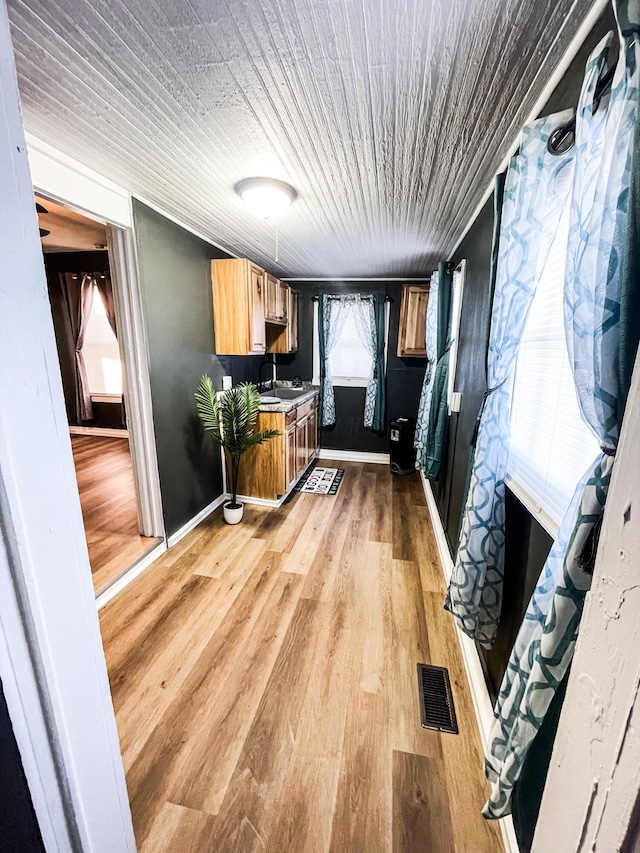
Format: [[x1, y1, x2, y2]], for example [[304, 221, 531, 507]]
[[312, 377, 369, 388], [504, 474, 559, 539], [90, 393, 123, 404]]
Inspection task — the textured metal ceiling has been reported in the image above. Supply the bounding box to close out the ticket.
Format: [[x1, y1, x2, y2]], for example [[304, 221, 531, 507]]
[[8, 0, 596, 277]]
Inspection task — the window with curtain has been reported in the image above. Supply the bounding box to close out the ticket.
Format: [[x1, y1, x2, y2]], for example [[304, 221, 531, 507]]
[[447, 261, 466, 414], [312, 301, 386, 386], [83, 284, 123, 396], [507, 200, 600, 532]]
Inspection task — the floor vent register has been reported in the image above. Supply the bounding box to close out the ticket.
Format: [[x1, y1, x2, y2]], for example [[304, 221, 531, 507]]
[[417, 663, 459, 735]]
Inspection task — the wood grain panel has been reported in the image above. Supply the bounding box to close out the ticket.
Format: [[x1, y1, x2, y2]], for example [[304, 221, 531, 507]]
[[9, 0, 595, 277], [99, 463, 503, 853]]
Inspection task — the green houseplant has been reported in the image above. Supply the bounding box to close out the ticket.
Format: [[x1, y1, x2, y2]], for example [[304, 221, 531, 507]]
[[195, 376, 280, 524]]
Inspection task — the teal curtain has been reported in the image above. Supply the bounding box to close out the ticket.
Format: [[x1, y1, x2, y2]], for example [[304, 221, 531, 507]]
[[318, 294, 350, 427], [352, 294, 386, 431], [422, 261, 452, 479], [414, 269, 439, 469], [444, 109, 574, 648], [485, 6, 640, 819]]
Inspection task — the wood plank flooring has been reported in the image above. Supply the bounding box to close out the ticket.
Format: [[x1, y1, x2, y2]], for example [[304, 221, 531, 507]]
[[71, 434, 161, 594], [100, 461, 503, 853]]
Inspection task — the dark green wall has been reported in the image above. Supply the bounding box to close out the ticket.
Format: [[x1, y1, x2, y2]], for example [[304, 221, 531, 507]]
[[277, 280, 425, 453], [0, 678, 44, 852], [132, 201, 262, 537]]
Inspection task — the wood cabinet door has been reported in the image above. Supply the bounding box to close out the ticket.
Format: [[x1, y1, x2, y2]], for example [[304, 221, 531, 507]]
[[249, 264, 266, 352], [277, 281, 289, 324], [307, 407, 318, 461], [285, 423, 297, 489], [296, 416, 308, 476], [287, 289, 298, 352], [397, 284, 430, 357], [264, 273, 279, 321]]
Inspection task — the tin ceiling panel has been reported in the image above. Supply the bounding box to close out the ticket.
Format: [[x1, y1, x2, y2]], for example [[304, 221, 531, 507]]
[[8, 0, 597, 277]]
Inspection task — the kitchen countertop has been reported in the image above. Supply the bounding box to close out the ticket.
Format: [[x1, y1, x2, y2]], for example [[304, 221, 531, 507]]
[[258, 382, 319, 413]]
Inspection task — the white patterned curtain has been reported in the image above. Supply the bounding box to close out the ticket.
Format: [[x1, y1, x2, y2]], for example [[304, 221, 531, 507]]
[[318, 294, 351, 427], [485, 8, 640, 818], [414, 269, 439, 469], [352, 294, 386, 430], [444, 109, 575, 648]]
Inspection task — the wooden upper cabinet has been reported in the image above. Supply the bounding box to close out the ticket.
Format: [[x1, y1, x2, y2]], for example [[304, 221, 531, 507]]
[[287, 289, 298, 352], [278, 280, 289, 324], [211, 258, 266, 355], [264, 273, 279, 322], [397, 284, 430, 357]]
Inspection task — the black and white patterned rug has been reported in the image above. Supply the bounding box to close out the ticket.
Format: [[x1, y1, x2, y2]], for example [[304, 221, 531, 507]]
[[294, 466, 344, 496]]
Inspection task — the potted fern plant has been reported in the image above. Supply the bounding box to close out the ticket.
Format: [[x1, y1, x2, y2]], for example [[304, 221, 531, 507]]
[[195, 376, 280, 524]]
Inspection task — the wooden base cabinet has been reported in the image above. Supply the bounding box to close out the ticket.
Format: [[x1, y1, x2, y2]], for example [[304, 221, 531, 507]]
[[236, 394, 320, 501]]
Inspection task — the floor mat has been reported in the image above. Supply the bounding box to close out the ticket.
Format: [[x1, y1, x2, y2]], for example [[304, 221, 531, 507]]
[[294, 466, 344, 495]]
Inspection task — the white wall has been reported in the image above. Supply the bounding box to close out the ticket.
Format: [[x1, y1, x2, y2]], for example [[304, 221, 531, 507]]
[[0, 1, 135, 849], [534, 348, 640, 851]]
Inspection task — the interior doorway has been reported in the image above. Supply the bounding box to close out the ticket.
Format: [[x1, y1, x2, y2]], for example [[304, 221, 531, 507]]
[[37, 195, 163, 594]]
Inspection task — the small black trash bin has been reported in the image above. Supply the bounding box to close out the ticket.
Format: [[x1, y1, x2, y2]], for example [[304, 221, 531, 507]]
[[390, 417, 416, 475]]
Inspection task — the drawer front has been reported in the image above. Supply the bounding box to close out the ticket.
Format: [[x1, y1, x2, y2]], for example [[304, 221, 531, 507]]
[[285, 408, 297, 427], [296, 396, 318, 420]]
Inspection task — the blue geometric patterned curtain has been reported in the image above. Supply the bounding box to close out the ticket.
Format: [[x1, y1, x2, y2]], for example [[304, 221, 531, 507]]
[[444, 108, 575, 648], [422, 262, 453, 479], [352, 294, 386, 431], [414, 270, 439, 470], [318, 294, 350, 427], [485, 5, 640, 819]]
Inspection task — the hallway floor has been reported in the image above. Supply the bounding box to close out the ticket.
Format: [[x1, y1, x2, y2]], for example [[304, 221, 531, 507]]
[[100, 462, 503, 852], [71, 434, 161, 593]]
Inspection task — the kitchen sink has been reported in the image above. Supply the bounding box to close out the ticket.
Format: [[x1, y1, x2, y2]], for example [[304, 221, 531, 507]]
[[270, 388, 310, 400]]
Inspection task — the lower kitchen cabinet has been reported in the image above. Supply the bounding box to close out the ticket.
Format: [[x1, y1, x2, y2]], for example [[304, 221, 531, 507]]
[[236, 393, 320, 501]]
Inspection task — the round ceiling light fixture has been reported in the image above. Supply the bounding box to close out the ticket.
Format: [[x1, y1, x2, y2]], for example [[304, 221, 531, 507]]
[[235, 177, 297, 220]]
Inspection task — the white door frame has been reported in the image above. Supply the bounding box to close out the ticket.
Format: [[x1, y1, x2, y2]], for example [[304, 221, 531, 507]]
[[0, 2, 136, 848], [28, 139, 164, 542]]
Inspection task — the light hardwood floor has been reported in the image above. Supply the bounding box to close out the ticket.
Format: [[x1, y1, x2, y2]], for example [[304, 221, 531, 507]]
[[100, 462, 503, 853], [71, 434, 161, 593]]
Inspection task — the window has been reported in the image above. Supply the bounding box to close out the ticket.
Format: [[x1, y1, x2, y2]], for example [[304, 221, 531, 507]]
[[507, 201, 600, 534], [83, 285, 122, 396], [312, 298, 389, 387], [447, 261, 466, 414]]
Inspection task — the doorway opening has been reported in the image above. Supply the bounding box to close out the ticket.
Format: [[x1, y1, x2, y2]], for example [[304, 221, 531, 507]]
[[37, 194, 164, 594]]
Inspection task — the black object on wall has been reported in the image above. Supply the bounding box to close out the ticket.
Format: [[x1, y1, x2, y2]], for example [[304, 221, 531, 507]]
[[132, 201, 263, 538], [0, 678, 44, 853], [276, 280, 426, 454]]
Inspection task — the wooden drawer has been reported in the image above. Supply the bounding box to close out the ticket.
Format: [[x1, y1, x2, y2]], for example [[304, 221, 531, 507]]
[[285, 408, 297, 427], [296, 395, 317, 420]]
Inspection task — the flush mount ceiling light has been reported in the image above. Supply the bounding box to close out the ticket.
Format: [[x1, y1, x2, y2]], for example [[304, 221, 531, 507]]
[[235, 177, 297, 220]]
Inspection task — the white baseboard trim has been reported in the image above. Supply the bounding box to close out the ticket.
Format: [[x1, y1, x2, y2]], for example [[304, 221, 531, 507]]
[[318, 449, 390, 465], [96, 540, 167, 610], [167, 493, 227, 547], [69, 426, 129, 438], [420, 473, 519, 853], [236, 492, 280, 508]]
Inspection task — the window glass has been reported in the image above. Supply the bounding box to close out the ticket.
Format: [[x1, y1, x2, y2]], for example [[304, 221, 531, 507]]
[[83, 286, 122, 395]]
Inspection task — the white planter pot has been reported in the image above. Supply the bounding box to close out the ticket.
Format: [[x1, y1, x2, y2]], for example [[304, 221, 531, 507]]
[[223, 500, 244, 525]]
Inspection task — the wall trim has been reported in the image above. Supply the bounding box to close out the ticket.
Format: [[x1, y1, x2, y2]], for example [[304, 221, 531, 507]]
[[95, 541, 167, 610], [448, 0, 609, 261], [166, 493, 227, 548], [420, 473, 518, 853], [319, 449, 390, 464], [69, 426, 129, 439]]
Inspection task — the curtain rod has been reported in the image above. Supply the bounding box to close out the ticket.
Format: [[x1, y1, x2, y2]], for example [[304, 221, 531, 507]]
[[311, 294, 394, 303]]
